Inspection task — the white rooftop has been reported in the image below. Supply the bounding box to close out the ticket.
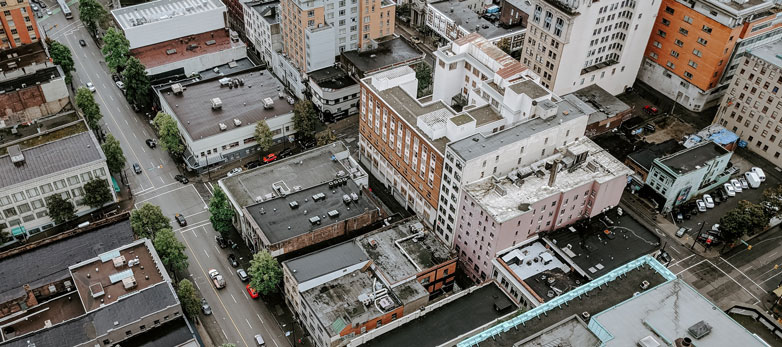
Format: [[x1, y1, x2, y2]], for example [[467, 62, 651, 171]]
[[465, 137, 632, 222], [112, 0, 224, 29], [501, 242, 569, 280]]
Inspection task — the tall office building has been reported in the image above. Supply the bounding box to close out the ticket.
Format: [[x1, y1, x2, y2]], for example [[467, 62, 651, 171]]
[[0, 0, 40, 50]]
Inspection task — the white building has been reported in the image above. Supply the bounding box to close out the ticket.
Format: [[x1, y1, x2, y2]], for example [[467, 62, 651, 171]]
[[156, 67, 296, 172], [243, 1, 282, 65], [308, 66, 360, 122], [521, 0, 660, 95], [0, 129, 117, 238]]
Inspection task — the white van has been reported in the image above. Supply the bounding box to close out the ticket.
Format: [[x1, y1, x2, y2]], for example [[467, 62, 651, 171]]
[[254, 334, 265, 346], [751, 167, 766, 182], [744, 171, 761, 189]]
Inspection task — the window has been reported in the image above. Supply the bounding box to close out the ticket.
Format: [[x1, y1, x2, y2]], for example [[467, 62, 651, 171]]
[[661, 18, 670, 26], [67, 175, 79, 186], [702, 25, 712, 34], [657, 29, 666, 38], [666, 61, 675, 69], [697, 37, 708, 46], [40, 183, 53, 194], [692, 49, 702, 57], [652, 40, 661, 48], [683, 16, 693, 24], [649, 52, 659, 59], [688, 60, 698, 68], [679, 27, 688, 36], [670, 50, 679, 58], [674, 39, 684, 47], [665, 6, 674, 14], [684, 71, 693, 79]]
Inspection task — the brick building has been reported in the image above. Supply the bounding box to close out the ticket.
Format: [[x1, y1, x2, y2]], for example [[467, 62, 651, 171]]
[[0, 0, 40, 50]]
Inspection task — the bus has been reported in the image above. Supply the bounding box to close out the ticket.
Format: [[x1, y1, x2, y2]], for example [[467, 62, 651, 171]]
[[57, 0, 73, 19]]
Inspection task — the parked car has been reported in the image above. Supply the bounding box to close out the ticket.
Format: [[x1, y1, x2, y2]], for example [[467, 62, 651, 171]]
[[145, 139, 156, 148], [254, 334, 265, 346], [744, 171, 761, 189], [645, 124, 656, 132], [36, 11, 43, 18], [644, 105, 659, 115], [723, 183, 736, 197], [227, 167, 242, 177], [86, 82, 96, 92], [32, 4, 38, 11], [236, 268, 249, 282], [263, 153, 277, 163], [227, 254, 238, 267], [215, 235, 227, 248], [79, 39, 87, 47], [201, 298, 212, 315], [410, 36, 422, 44], [45, 9, 51, 15], [731, 179, 742, 193], [278, 147, 293, 158], [174, 174, 189, 184], [751, 167, 766, 182], [676, 227, 690, 238], [245, 161, 261, 170], [696, 199, 707, 212], [133, 163, 142, 174], [703, 194, 714, 208], [40, 2, 46, 8], [246, 284, 260, 299], [175, 213, 187, 227], [208, 269, 226, 289], [739, 177, 749, 190]]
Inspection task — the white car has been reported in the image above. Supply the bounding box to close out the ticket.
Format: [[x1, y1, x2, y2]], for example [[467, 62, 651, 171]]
[[723, 183, 735, 197], [226, 167, 242, 177], [739, 178, 749, 190], [696, 199, 707, 212], [703, 194, 714, 209], [86, 82, 96, 92], [731, 179, 742, 193], [115, 80, 125, 90], [751, 167, 766, 182], [46, 9, 52, 15]]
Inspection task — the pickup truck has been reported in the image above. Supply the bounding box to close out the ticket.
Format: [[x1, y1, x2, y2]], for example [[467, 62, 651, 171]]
[[208, 269, 226, 289]]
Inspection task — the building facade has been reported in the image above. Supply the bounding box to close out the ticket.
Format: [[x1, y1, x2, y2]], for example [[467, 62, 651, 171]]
[[0, 0, 40, 50], [244, 1, 282, 65], [638, 0, 782, 112], [426, 0, 525, 53], [714, 39, 782, 166], [308, 66, 360, 122], [521, 0, 660, 95]]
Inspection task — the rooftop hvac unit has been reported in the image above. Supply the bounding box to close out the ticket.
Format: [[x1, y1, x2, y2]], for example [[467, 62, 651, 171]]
[[309, 216, 321, 225], [122, 276, 137, 290], [211, 97, 223, 110], [233, 118, 242, 126], [342, 194, 352, 204], [263, 97, 275, 109], [350, 192, 359, 202], [127, 258, 140, 267], [327, 210, 339, 218], [219, 77, 231, 86], [171, 83, 183, 95], [289, 201, 299, 209], [219, 123, 227, 131], [377, 296, 394, 310], [112, 256, 127, 268]]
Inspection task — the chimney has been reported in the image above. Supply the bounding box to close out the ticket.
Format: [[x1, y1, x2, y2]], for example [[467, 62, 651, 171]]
[[548, 159, 560, 187], [23, 284, 38, 308]]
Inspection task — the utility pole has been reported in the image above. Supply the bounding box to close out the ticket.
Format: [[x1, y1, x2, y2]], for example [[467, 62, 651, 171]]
[[692, 222, 705, 250]]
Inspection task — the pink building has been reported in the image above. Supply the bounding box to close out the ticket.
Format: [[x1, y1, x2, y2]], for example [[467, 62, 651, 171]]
[[454, 137, 631, 282]]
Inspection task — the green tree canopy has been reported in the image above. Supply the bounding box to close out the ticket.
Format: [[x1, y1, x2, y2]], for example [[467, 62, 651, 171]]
[[153, 112, 185, 156], [75, 87, 103, 130], [293, 100, 318, 141], [123, 57, 151, 110], [254, 120, 274, 152], [79, 0, 108, 36], [47, 39, 75, 85], [762, 185, 782, 219], [101, 28, 130, 73], [316, 130, 336, 146], [248, 250, 282, 296], [415, 63, 432, 98], [153, 228, 189, 274], [719, 200, 767, 244], [221, 344, 237, 347], [208, 187, 235, 238], [46, 194, 75, 225], [102, 134, 126, 173], [83, 178, 113, 209], [176, 279, 200, 321], [130, 203, 170, 239]]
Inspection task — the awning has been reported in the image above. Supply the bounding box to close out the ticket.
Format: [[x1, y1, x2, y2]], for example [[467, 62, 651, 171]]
[[11, 226, 25, 236], [111, 176, 120, 193]]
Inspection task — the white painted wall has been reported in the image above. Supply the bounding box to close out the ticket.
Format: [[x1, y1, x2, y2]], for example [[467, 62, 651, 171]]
[[145, 44, 247, 76], [305, 25, 337, 72], [118, 6, 227, 49]]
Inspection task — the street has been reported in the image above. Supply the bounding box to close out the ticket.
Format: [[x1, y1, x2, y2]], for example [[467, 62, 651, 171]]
[[41, 7, 292, 347]]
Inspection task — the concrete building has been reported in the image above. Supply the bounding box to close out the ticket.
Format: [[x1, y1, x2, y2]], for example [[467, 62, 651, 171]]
[[340, 36, 425, 79], [426, 0, 525, 52], [156, 66, 296, 172], [0, 41, 69, 128], [567, 84, 632, 136], [244, 1, 282, 65], [714, 39, 782, 166], [645, 141, 733, 212], [455, 137, 632, 282], [626, 139, 685, 182], [0, 125, 117, 237], [0, 215, 196, 347], [281, 218, 455, 347], [639, 0, 782, 112], [520, 0, 660, 94], [498, 0, 530, 29], [219, 142, 369, 252], [309, 66, 360, 122], [0, 0, 40, 50]]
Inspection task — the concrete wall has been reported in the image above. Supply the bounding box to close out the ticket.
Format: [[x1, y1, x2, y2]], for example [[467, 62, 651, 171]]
[[120, 8, 227, 49], [310, 80, 360, 119], [75, 301, 182, 347], [271, 51, 307, 99], [305, 26, 337, 72], [145, 44, 248, 76]]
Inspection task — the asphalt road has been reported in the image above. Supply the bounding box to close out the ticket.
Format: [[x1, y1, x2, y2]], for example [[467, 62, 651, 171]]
[[41, 9, 291, 347]]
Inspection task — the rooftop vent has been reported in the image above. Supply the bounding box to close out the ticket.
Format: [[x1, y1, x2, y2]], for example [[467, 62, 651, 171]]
[[211, 97, 222, 110], [263, 97, 275, 109], [687, 321, 712, 339], [219, 77, 231, 86], [342, 194, 352, 204], [165, 49, 177, 55], [8, 145, 24, 165], [289, 201, 299, 209], [233, 118, 242, 126], [350, 192, 359, 202], [327, 210, 339, 218], [309, 216, 321, 225], [171, 83, 183, 95], [112, 256, 126, 268], [218, 123, 227, 131], [638, 336, 661, 347], [312, 192, 326, 201]]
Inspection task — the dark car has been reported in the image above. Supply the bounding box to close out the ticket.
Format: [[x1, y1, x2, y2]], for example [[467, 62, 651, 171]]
[[145, 139, 156, 148], [79, 39, 86, 47], [278, 147, 293, 158], [215, 235, 227, 248], [175, 213, 187, 227], [201, 298, 212, 315], [111, 74, 121, 82], [245, 161, 261, 170], [175, 174, 189, 184], [227, 254, 238, 267], [133, 163, 142, 174], [237, 268, 249, 282]]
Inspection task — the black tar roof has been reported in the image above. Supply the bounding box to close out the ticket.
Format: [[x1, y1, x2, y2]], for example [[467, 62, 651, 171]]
[[3, 283, 178, 347], [342, 37, 424, 74], [284, 242, 369, 283], [568, 84, 631, 124], [116, 317, 195, 347], [0, 66, 62, 93], [309, 66, 357, 90], [0, 219, 135, 304], [546, 209, 660, 278], [659, 141, 729, 175], [364, 283, 515, 347], [247, 179, 377, 244], [627, 139, 685, 172]]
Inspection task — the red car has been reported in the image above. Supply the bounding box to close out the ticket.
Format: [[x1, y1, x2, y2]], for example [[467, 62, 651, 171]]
[[263, 153, 277, 163], [246, 284, 259, 299], [643, 105, 659, 115]]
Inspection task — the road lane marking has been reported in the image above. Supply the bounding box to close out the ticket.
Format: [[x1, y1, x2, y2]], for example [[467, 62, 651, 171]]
[[231, 294, 237, 304], [668, 254, 695, 268], [203, 249, 210, 258], [203, 182, 214, 196], [257, 314, 264, 324], [719, 257, 765, 292], [246, 318, 253, 329], [132, 132, 137, 138], [134, 184, 197, 206], [707, 260, 761, 305], [193, 184, 209, 209], [242, 290, 249, 301], [110, 94, 114, 101], [136, 182, 179, 196]]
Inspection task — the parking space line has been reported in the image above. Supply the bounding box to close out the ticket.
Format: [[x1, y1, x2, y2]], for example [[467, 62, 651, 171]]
[[184, 210, 210, 219], [760, 270, 782, 285], [136, 182, 179, 196], [191, 229, 198, 238]]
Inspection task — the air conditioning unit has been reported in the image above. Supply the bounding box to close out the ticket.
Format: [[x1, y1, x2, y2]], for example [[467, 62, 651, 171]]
[[233, 118, 242, 126], [122, 276, 137, 290], [113, 256, 127, 268], [211, 97, 223, 110], [263, 97, 274, 109], [219, 123, 227, 131]]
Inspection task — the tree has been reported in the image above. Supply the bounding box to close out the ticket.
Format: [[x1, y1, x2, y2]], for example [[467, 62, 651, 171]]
[[497, 38, 512, 55], [316, 130, 336, 146], [102, 134, 126, 173], [762, 185, 782, 219], [208, 187, 235, 238], [83, 178, 113, 209], [0, 225, 11, 244], [415, 63, 432, 98], [75, 87, 103, 130], [48, 39, 75, 85], [176, 279, 200, 321], [153, 229, 189, 275], [293, 100, 318, 141], [221, 344, 237, 347], [46, 194, 75, 225], [153, 112, 185, 156], [123, 57, 151, 110], [254, 120, 274, 152], [130, 203, 170, 239], [79, 0, 107, 36], [719, 200, 767, 244], [101, 28, 130, 73], [248, 250, 282, 296]]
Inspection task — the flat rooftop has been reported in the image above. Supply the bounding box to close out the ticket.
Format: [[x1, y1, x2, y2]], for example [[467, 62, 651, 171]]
[[546, 209, 660, 278], [0, 66, 62, 94], [363, 283, 516, 347], [464, 104, 503, 127], [0, 41, 48, 72], [508, 79, 548, 99], [376, 86, 453, 152], [284, 242, 369, 284], [0, 218, 134, 304], [132, 29, 242, 69], [246, 179, 377, 244], [464, 137, 632, 223], [250, 1, 280, 25], [112, 0, 224, 29], [627, 139, 685, 172], [342, 37, 424, 74], [2, 293, 86, 340], [221, 142, 364, 207], [498, 241, 587, 303], [0, 131, 104, 190], [567, 85, 630, 125], [749, 39, 782, 70], [309, 66, 357, 90], [159, 68, 294, 141], [659, 141, 729, 175], [430, 0, 524, 40], [517, 316, 600, 346], [356, 219, 452, 284], [594, 279, 768, 347]]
